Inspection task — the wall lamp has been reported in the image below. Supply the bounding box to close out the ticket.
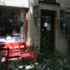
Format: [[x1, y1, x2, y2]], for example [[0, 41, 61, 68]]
[[60, 9, 66, 29], [34, 5, 40, 18], [33, 5, 40, 27]]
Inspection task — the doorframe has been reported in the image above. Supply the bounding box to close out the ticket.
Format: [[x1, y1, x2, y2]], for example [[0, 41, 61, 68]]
[[40, 9, 57, 54], [0, 5, 29, 43]]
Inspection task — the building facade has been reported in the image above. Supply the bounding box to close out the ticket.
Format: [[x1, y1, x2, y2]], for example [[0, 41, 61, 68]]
[[0, 0, 70, 55]]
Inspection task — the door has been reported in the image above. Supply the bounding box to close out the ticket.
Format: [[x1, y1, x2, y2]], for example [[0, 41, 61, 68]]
[[41, 10, 55, 53]]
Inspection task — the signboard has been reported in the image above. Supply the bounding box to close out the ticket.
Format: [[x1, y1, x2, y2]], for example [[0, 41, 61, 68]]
[[0, 0, 29, 8], [39, 0, 55, 3]]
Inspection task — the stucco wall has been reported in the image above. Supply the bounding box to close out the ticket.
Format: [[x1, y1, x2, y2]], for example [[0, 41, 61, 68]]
[[28, 0, 69, 55], [28, 0, 40, 50], [56, 0, 70, 9], [56, 0, 70, 55], [56, 11, 68, 55]]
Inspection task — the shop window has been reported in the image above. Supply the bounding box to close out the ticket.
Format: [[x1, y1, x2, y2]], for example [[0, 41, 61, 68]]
[[0, 8, 26, 41]]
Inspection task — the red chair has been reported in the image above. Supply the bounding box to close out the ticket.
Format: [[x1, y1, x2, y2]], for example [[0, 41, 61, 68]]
[[1, 42, 34, 70]]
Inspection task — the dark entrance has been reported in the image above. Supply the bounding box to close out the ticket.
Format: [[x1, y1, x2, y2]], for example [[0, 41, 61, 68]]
[[41, 10, 55, 53]]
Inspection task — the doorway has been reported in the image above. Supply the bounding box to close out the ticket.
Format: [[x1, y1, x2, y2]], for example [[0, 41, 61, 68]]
[[41, 10, 55, 53]]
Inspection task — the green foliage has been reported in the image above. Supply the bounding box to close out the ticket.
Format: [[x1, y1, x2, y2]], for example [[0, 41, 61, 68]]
[[41, 36, 54, 58], [34, 35, 70, 70], [35, 55, 70, 70], [42, 36, 51, 51]]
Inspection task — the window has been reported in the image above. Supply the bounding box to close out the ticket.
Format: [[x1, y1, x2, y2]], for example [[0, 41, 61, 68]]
[[0, 7, 27, 42]]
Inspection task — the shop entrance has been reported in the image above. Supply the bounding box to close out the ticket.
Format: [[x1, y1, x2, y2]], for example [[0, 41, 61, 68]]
[[41, 10, 55, 53]]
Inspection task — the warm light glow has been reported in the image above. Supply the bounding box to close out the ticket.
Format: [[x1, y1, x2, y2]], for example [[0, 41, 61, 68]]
[[26, 13, 28, 21], [34, 62, 39, 66]]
